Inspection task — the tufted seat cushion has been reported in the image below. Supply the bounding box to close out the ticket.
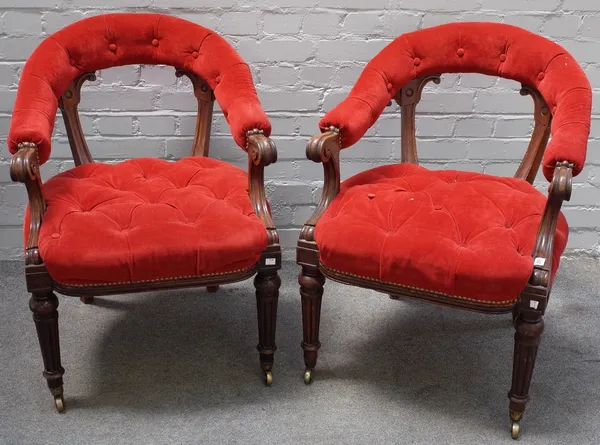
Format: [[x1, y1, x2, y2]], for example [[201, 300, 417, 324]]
[[27, 157, 268, 286], [315, 164, 568, 307]]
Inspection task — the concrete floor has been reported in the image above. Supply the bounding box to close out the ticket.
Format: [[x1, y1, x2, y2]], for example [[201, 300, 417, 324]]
[[1, 259, 599, 444]]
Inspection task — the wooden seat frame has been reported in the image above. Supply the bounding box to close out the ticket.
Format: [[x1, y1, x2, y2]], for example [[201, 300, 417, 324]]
[[10, 70, 282, 411], [296, 75, 573, 438]]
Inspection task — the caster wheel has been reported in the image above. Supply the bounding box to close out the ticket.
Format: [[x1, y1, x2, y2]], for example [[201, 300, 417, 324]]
[[264, 371, 273, 386], [54, 395, 65, 413], [303, 368, 313, 385], [207, 286, 219, 293], [80, 295, 94, 304], [511, 420, 520, 440]]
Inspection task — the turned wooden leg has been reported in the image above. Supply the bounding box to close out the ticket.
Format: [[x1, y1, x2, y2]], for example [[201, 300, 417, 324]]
[[206, 286, 219, 293], [79, 295, 94, 304], [254, 270, 280, 386], [511, 304, 519, 324], [299, 265, 325, 384], [508, 309, 544, 439], [30, 292, 65, 412]]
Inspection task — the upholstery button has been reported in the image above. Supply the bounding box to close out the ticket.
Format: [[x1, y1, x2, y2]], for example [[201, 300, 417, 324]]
[[215, 75, 221, 83], [552, 106, 557, 114], [192, 51, 199, 59], [387, 82, 393, 91], [456, 48, 465, 57], [152, 39, 159, 47], [51, 233, 60, 239], [69, 58, 76, 66], [367, 193, 376, 199], [499, 54, 507, 62], [413, 57, 421, 66], [109, 43, 117, 52], [537, 72, 545, 80]]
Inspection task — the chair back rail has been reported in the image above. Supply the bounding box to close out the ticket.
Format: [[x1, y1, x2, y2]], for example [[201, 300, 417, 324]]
[[176, 69, 215, 157], [59, 73, 96, 165], [8, 13, 269, 164], [395, 75, 552, 184], [319, 22, 591, 182], [59, 69, 215, 165]]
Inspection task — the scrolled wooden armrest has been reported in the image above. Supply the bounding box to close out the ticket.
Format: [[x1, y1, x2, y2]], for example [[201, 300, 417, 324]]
[[10, 142, 41, 183], [247, 129, 277, 167], [299, 129, 341, 242], [10, 142, 46, 265], [306, 127, 340, 164], [528, 161, 573, 289], [247, 130, 278, 245]]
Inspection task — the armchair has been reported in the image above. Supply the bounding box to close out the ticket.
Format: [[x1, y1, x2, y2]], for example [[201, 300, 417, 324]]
[[8, 13, 281, 412], [297, 22, 591, 439]]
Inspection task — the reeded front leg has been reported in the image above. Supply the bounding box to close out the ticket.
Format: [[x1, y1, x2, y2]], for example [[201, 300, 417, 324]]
[[299, 265, 325, 384], [30, 291, 65, 412], [508, 309, 544, 439], [254, 270, 280, 386]]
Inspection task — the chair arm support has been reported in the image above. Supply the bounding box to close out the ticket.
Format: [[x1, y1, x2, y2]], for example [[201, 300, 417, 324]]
[[247, 130, 278, 246], [10, 142, 46, 265], [528, 160, 573, 291], [299, 128, 341, 243]]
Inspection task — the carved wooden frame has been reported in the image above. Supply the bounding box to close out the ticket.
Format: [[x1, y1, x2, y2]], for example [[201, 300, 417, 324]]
[[13, 70, 282, 294], [296, 74, 573, 438], [10, 69, 282, 409]]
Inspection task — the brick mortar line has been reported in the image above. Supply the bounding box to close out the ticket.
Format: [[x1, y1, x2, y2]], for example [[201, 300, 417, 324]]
[[0, 4, 599, 257]]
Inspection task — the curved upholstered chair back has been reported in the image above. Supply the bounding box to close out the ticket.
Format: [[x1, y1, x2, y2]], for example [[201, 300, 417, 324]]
[[8, 13, 270, 164], [320, 22, 592, 181]]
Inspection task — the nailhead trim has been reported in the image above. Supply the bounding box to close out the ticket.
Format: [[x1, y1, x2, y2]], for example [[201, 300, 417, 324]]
[[245, 128, 265, 151], [56, 266, 256, 288], [17, 141, 38, 149], [320, 263, 517, 306], [17, 142, 40, 164], [325, 125, 341, 146]]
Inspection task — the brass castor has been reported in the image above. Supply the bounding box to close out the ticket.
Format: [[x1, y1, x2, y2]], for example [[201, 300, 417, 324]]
[[264, 371, 273, 386], [510, 410, 522, 440], [511, 420, 520, 440], [303, 368, 313, 385], [54, 394, 65, 413]]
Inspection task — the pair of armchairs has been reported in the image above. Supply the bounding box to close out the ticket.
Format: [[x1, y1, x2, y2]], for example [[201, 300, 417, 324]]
[[8, 14, 591, 440]]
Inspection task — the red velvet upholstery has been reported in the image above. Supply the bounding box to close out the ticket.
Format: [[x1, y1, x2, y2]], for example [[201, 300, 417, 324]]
[[8, 13, 270, 164], [319, 22, 591, 181], [315, 164, 568, 307], [25, 157, 267, 286]]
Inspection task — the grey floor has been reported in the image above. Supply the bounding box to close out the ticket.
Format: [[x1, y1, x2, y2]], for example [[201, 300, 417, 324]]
[[1, 259, 599, 445]]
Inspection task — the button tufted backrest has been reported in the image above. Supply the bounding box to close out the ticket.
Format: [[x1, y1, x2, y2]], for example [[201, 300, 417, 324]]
[[319, 22, 592, 182], [8, 13, 270, 164]]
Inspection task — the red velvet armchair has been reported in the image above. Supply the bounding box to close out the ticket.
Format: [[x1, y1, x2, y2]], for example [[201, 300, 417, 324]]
[[296, 22, 591, 439], [8, 14, 281, 412]]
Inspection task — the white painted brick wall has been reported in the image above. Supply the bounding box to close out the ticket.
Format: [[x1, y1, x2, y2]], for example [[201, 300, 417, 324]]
[[0, 1, 599, 261]]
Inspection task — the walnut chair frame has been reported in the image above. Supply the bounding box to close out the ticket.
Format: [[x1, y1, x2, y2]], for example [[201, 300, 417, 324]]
[[297, 74, 575, 439], [11, 70, 281, 411]]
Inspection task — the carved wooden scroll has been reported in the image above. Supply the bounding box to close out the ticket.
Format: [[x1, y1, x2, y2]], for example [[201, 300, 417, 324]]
[[514, 85, 552, 184], [176, 69, 215, 157], [59, 72, 96, 165], [394, 75, 441, 164]]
